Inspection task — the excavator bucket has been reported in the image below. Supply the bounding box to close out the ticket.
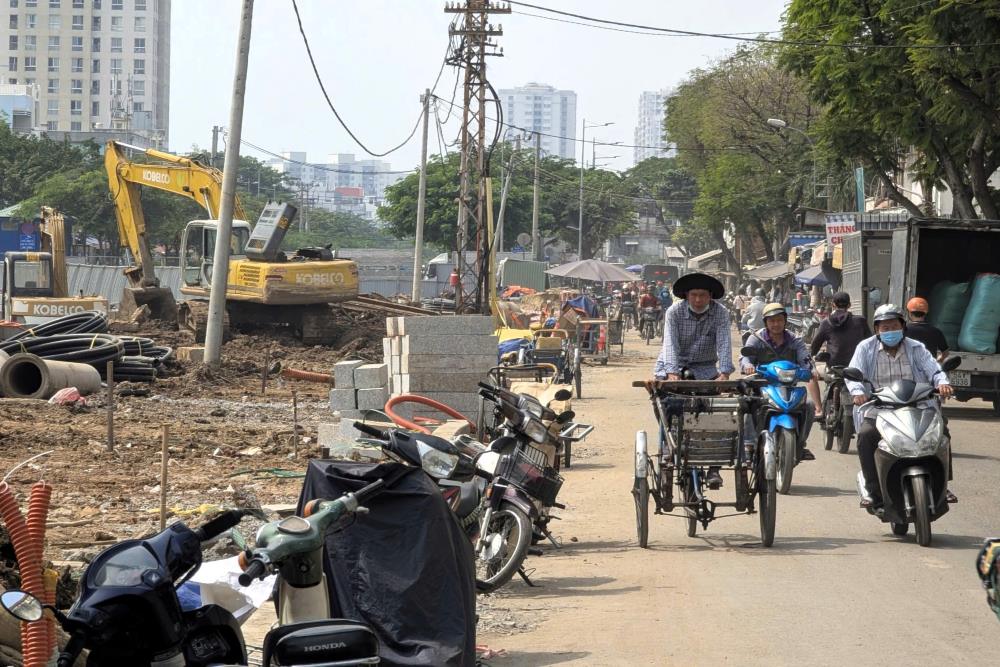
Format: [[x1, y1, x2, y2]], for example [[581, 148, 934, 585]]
[[120, 286, 178, 325]]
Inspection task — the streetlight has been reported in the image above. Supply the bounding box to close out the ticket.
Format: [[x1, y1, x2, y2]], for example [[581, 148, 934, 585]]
[[766, 117, 813, 144], [592, 139, 623, 168], [580, 120, 614, 260]]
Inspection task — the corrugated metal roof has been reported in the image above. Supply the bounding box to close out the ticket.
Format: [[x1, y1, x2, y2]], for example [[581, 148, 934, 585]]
[[745, 260, 793, 281]]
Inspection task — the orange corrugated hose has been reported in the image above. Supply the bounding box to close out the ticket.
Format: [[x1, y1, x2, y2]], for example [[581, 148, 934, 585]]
[[27, 483, 53, 657], [0, 481, 51, 667]]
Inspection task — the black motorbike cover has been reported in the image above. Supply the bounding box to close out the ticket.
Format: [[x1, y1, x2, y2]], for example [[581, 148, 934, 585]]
[[297, 460, 476, 667]]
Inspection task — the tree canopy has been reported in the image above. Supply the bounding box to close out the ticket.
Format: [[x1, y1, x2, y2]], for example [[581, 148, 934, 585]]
[[781, 0, 1000, 219]]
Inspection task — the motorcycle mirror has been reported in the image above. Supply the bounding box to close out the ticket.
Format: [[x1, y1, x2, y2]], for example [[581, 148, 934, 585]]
[[941, 356, 962, 372], [841, 367, 865, 382], [553, 389, 572, 401], [0, 590, 43, 623], [556, 410, 576, 424], [815, 351, 831, 363]]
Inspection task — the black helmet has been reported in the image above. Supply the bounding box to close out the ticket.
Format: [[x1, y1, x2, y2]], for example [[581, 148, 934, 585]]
[[754, 288, 764, 297]]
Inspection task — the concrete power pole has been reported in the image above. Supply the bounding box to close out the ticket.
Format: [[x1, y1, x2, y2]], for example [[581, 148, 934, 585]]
[[204, 0, 254, 367], [410, 89, 431, 303], [211, 125, 220, 170], [445, 0, 510, 313], [531, 131, 541, 261]]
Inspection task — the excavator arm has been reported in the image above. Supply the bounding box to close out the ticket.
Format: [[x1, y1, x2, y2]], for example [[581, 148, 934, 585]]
[[103, 140, 245, 289]]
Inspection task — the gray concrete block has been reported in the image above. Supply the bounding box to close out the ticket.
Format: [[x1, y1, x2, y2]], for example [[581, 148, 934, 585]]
[[389, 355, 402, 375], [356, 387, 390, 411], [354, 363, 389, 390], [400, 372, 484, 394], [401, 353, 496, 374], [399, 315, 495, 337], [329, 387, 357, 410], [386, 317, 400, 337], [333, 359, 365, 387], [382, 337, 392, 363], [402, 335, 498, 356], [390, 337, 402, 357]]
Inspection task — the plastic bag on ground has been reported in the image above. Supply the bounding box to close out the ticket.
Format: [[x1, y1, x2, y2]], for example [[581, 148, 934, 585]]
[[958, 273, 1000, 354], [48, 387, 85, 406]]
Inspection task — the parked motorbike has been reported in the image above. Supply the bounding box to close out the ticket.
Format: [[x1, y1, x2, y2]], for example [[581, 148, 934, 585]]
[[842, 357, 959, 546], [0, 482, 383, 667], [815, 351, 854, 454], [740, 346, 814, 495]]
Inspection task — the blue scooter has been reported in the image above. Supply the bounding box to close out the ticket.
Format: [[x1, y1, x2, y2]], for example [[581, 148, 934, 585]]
[[741, 347, 813, 495]]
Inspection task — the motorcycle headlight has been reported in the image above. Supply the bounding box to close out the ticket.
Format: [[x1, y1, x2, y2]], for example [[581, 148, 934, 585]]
[[522, 416, 549, 444], [915, 415, 944, 453], [416, 440, 458, 478], [880, 422, 916, 456], [776, 368, 797, 384]]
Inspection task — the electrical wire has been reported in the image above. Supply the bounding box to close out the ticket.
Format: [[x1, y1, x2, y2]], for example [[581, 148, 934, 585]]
[[506, 0, 1000, 50], [290, 0, 430, 157], [241, 139, 415, 176]]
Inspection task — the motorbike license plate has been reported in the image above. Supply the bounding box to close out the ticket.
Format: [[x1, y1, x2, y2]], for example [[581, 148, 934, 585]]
[[949, 370, 971, 387]]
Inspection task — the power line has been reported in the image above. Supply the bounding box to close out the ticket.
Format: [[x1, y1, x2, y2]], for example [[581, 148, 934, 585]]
[[506, 0, 1000, 50], [241, 139, 416, 176], [290, 0, 439, 157]]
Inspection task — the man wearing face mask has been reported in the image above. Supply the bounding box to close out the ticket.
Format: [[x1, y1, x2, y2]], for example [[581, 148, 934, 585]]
[[654, 272, 734, 489], [846, 304, 955, 508]]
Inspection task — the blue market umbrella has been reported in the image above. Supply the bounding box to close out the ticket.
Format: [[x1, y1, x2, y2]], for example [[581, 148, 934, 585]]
[[625, 264, 643, 273], [794, 264, 838, 287]]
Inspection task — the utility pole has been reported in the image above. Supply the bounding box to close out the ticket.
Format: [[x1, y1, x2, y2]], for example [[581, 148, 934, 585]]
[[495, 134, 518, 254], [445, 0, 510, 313], [531, 131, 541, 262], [211, 125, 220, 170], [410, 88, 431, 303], [578, 118, 585, 261], [204, 0, 253, 367]]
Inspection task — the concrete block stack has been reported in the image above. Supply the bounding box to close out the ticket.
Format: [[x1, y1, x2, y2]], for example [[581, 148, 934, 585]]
[[384, 315, 497, 420], [328, 359, 390, 418]]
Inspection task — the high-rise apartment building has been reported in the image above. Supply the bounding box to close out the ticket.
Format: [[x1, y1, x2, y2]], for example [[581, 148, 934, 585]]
[[1, 0, 169, 146], [634, 89, 674, 164], [498, 82, 577, 160]]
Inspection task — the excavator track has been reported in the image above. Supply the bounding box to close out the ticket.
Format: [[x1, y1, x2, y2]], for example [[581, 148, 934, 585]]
[[177, 300, 230, 344]]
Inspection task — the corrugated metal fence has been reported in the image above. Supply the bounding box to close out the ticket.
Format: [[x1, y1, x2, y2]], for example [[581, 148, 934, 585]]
[[67, 264, 451, 306]]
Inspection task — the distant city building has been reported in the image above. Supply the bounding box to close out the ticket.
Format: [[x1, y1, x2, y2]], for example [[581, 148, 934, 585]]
[[498, 82, 577, 160], [1, 0, 170, 148], [265, 152, 407, 221], [634, 89, 675, 164], [0, 82, 37, 132]]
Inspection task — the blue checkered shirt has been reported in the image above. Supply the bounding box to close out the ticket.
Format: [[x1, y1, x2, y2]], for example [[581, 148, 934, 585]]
[[654, 300, 734, 379]]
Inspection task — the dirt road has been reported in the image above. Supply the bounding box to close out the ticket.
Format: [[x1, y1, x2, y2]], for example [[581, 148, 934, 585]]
[[479, 336, 1000, 666]]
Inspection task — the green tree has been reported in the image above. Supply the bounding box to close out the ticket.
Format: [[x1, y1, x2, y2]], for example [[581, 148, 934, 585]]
[[781, 0, 1000, 219], [0, 120, 100, 207]]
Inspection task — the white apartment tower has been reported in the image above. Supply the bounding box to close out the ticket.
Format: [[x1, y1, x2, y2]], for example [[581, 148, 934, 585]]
[[2, 0, 170, 144], [634, 89, 674, 164], [499, 82, 577, 160]]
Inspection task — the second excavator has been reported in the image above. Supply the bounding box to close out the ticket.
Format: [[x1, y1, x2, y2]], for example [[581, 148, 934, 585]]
[[104, 141, 359, 344]]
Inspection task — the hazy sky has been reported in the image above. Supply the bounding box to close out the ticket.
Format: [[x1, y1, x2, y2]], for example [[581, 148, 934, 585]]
[[170, 0, 790, 172]]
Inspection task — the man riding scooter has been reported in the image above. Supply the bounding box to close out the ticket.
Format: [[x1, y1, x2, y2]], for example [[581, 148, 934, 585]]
[[740, 289, 766, 343], [740, 302, 819, 461], [845, 304, 956, 508]]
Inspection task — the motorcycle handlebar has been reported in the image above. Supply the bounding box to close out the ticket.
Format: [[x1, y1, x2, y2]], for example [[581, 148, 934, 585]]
[[238, 558, 267, 586], [352, 478, 385, 503], [194, 508, 251, 542], [353, 422, 389, 441], [57, 631, 86, 667]]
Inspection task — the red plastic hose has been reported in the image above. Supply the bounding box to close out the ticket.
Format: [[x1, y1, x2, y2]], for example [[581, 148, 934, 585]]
[[26, 482, 53, 656], [280, 368, 334, 384], [383, 394, 474, 434], [0, 482, 47, 667]]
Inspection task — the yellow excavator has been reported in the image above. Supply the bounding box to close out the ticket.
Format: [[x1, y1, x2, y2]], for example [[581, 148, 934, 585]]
[[104, 141, 359, 343], [1, 207, 108, 329]]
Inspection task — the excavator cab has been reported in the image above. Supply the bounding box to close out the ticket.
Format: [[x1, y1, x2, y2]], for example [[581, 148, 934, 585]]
[[180, 220, 251, 287]]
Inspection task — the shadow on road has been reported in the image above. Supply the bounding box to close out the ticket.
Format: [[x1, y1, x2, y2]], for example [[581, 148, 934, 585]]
[[506, 575, 641, 599], [920, 533, 989, 550], [942, 406, 998, 421], [790, 484, 856, 497], [953, 451, 1000, 462], [482, 650, 590, 666]]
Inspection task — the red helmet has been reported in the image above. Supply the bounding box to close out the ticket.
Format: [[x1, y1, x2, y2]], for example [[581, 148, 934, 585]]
[[906, 297, 929, 314]]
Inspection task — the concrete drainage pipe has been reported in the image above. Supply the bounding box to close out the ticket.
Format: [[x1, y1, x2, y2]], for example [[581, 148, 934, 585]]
[[0, 353, 102, 400]]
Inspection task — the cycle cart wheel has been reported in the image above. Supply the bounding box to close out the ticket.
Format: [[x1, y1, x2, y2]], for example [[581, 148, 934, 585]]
[[684, 475, 698, 538], [633, 476, 649, 548], [776, 427, 796, 495], [758, 461, 777, 547], [574, 348, 583, 399], [475, 502, 532, 593]]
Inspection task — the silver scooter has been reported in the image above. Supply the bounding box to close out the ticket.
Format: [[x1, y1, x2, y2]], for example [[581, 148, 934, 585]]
[[842, 356, 959, 547]]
